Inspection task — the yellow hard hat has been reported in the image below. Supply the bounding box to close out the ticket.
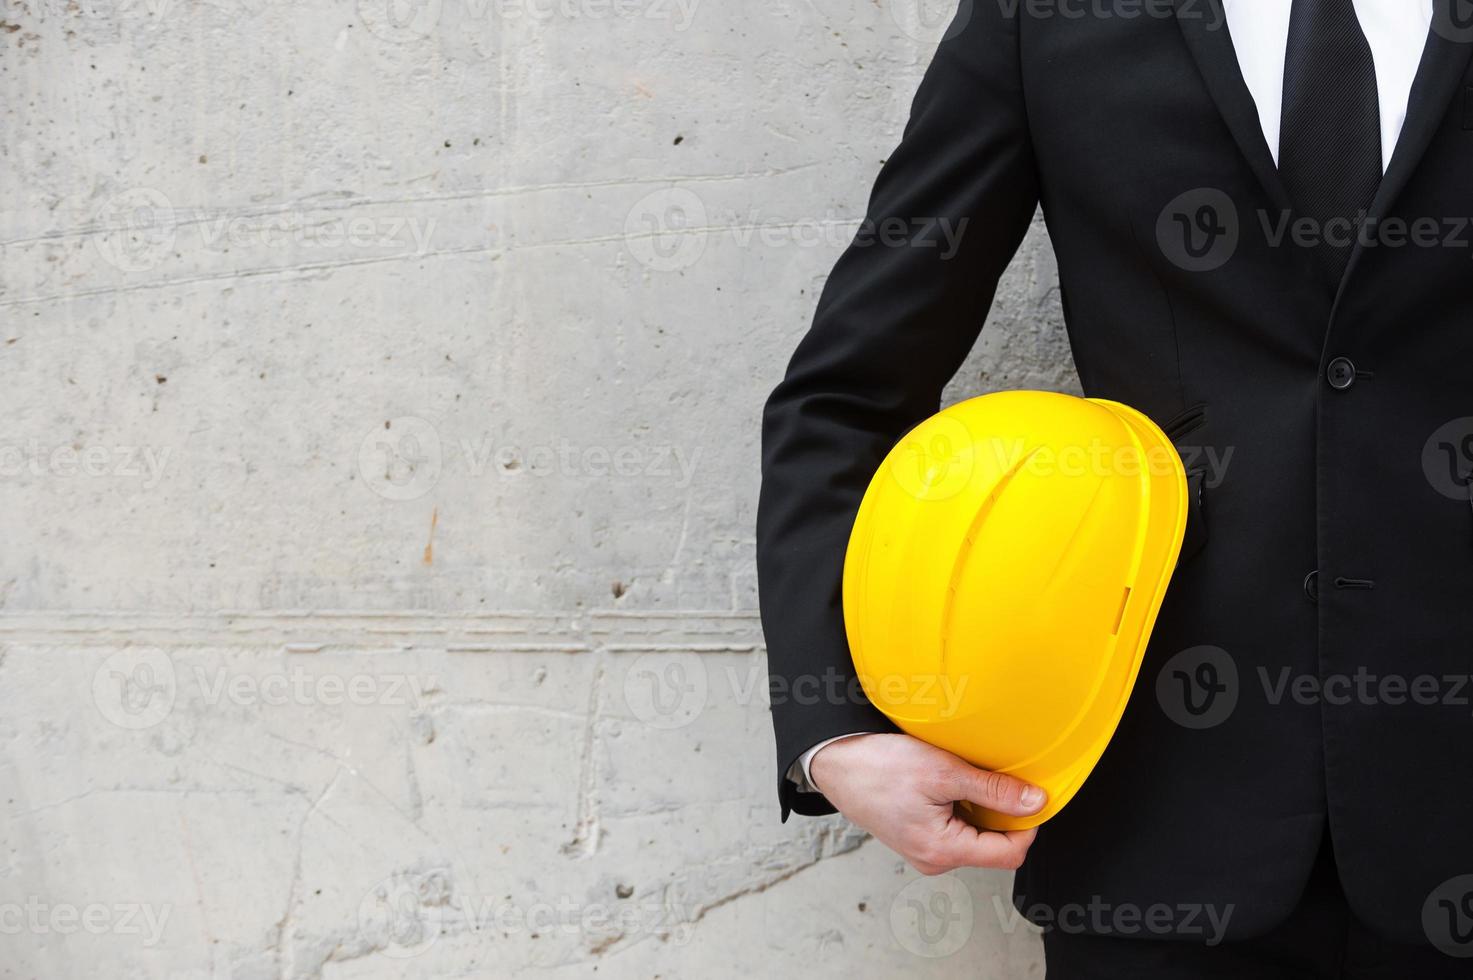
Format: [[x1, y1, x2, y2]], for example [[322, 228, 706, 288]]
[[843, 390, 1188, 831]]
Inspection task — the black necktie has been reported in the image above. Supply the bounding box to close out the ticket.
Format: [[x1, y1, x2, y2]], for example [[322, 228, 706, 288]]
[[1278, 0, 1382, 284]]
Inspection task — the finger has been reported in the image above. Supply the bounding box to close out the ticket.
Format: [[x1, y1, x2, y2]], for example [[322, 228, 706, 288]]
[[934, 764, 1047, 817], [928, 825, 1037, 871]]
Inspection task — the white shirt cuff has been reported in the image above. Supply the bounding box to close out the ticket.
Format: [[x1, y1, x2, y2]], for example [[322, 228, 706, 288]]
[[785, 732, 872, 794]]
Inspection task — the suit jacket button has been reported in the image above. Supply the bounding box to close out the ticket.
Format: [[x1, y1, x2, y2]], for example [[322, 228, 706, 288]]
[[1327, 357, 1356, 390], [1303, 569, 1319, 603]]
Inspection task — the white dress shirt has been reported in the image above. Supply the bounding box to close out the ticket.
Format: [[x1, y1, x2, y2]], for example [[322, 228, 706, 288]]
[[1224, 0, 1433, 172], [789, 0, 1436, 797]]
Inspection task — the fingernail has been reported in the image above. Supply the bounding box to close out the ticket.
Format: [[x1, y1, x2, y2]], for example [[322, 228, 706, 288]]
[[1020, 786, 1045, 810]]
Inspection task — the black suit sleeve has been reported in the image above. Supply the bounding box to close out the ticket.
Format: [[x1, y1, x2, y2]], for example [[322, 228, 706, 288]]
[[756, 0, 1041, 819]]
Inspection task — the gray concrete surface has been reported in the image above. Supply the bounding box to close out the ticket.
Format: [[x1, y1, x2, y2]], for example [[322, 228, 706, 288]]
[[0, 1, 1071, 976]]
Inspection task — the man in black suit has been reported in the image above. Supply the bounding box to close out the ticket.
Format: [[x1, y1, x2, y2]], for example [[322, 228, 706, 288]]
[[757, 0, 1473, 973]]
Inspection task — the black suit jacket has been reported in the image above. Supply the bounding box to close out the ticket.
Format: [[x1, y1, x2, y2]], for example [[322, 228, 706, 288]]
[[757, 0, 1473, 946]]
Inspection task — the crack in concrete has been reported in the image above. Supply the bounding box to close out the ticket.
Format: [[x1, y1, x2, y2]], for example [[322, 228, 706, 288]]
[[275, 771, 342, 980], [560, 659, 606, 859], [0, 165, 826, 250], [177, 799, 216, 953], [677, 825, 870, 928]]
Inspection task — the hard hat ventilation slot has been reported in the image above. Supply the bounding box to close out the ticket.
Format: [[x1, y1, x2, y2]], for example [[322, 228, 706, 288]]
[[1112, 587, 1131, 635]]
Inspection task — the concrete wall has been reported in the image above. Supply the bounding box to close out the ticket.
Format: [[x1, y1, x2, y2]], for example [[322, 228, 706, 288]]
[[0, 1, 1071, 976]]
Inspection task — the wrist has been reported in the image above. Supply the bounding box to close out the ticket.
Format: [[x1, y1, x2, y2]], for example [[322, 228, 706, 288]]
[[809, 732, 875, 795]]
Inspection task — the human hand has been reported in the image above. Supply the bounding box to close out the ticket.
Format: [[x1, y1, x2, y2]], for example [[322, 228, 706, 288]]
[[808, 732, 1043, 875]]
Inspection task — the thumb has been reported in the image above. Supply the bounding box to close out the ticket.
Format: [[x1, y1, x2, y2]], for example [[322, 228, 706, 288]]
[[934, 763, 1046, 818]]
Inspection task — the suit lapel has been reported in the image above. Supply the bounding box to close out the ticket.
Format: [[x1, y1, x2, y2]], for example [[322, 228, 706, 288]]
[[1333, 2, 1473, 299], [1367, 3, 1473, 224], [1173, 0, 1473, 305], [1173, 0, 1294, 213]]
